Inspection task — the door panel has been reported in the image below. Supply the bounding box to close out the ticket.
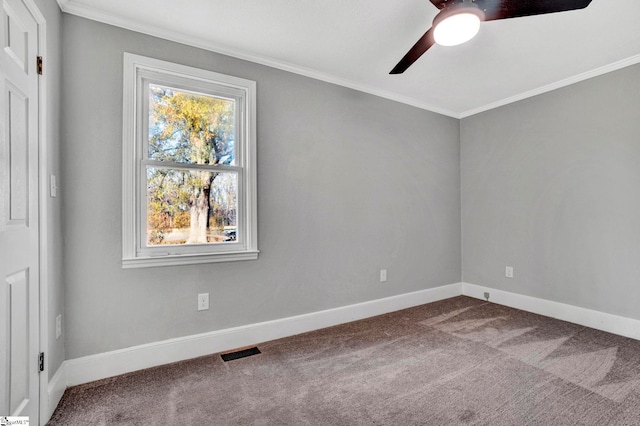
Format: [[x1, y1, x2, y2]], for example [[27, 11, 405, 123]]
[[0, 0, 39, 421], [6, 269, 29, 414], [8, 85, 28, 223], [2, 2, 28, 73]]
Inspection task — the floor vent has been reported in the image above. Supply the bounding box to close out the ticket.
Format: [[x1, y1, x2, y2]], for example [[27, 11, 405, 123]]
[[221, 347, 261, 362]]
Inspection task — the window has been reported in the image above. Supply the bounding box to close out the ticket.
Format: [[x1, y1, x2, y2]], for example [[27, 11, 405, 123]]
[[122, 53, 257, 268]]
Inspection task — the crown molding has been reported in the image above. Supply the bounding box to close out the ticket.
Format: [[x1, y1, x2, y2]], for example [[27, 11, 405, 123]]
[[56, 1, 640, 121], [56, 0, 460, 118], [55, 0, 70, 11], [460, 54, 640, 118]]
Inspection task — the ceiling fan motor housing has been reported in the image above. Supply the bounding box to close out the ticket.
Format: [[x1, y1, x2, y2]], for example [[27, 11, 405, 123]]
[[433, 0, 486, 28]]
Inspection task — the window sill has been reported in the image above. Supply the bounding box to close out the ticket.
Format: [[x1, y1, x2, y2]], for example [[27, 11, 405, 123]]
[[122, 250, 259, 269]]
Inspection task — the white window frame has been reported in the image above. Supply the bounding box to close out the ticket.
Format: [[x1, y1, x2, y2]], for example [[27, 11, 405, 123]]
[[122, 53, 258, 268]]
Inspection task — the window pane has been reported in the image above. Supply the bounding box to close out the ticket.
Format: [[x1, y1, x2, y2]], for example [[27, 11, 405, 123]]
[[146, 167, 238, 246], [148, 84, 235, 166]]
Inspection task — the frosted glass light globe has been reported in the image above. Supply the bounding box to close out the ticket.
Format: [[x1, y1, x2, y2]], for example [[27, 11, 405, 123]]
[[433, 12, 481, 46]]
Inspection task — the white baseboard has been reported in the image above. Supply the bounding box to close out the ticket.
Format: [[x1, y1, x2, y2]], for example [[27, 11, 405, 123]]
[[46, 362, 68, 421], [462, 282, 640, 341], [47, 280, 640, 424], [61, 282, 462, 387]]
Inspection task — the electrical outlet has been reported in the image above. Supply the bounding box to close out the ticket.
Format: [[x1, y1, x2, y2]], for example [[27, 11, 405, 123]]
[[198, 293, 210, 311], [56, 314, 62, 339], [505, 266, 514, 278], [380, 269, 387, 283]]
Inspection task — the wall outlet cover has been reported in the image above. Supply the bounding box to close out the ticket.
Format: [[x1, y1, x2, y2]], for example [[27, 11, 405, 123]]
[[505, 266, 514, 278], [198, 293, 210, 311]]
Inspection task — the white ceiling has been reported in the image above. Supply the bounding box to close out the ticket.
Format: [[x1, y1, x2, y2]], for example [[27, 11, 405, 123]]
[[57, 0, 640, 118]]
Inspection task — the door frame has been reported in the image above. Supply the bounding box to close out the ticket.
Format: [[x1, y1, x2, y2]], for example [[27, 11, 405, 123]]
[[18, 0, 48, 424]]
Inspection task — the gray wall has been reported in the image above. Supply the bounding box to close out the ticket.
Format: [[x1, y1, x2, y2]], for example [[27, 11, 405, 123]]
[[35, 0, 65, 379], [461, 64, 640, 320], [61, 15, 461, 358]]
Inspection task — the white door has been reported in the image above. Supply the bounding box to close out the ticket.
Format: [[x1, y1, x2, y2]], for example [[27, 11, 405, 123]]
[[0, 0, 40, 422]]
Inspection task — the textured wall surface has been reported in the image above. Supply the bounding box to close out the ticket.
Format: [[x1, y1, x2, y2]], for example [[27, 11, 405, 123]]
[[462, 64, 640, 319], [61, 15, 461, 358]]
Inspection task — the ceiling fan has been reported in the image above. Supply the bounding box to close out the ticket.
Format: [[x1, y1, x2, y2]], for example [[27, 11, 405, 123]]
[[390, 0, 593, 74]]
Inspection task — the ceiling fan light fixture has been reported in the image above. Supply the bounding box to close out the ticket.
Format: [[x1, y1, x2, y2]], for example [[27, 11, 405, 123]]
[[433, 4, 485, 47]]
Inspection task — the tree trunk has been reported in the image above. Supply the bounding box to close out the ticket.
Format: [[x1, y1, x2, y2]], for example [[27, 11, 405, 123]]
[[186, 171, 212, 244]]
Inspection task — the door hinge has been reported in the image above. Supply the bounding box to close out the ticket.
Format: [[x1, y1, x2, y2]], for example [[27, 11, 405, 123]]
[[39, 352, 45, 372], [36, 56, 43, 75]]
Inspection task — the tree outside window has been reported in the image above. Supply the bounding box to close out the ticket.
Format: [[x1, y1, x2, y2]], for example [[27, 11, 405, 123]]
[[122, 53, 257, 268], [146, 86, 237, 246]]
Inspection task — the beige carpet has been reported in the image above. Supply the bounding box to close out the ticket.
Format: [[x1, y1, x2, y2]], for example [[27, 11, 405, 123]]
[[48, 296, 640, 425]]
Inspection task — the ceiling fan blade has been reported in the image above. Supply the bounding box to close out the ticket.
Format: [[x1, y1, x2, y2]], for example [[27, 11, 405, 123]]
[[475, 0, 592, 21], [428, 0, 448, 8], [390, 27, 435, 74], [391, 0, 592, 73]]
